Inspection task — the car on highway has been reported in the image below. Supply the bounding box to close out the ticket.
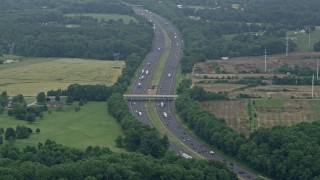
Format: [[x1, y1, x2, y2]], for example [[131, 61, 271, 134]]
[[210, 151, 215, 155]]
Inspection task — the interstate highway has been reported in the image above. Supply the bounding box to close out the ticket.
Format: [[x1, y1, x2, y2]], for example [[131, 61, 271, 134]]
[[128, 7, 257, 180]]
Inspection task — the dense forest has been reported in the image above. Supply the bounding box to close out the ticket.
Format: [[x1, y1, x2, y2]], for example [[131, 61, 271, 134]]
[[0, 140, 237, 179], [0, 0, 152, 60], [0, 0, 134, 15], [175, 80, 320, 179]]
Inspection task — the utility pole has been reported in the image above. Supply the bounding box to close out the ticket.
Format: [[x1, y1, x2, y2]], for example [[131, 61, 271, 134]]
[[9, 42, 15, 55], [317, 59, 319, 80], [286, 37, 289, 56], [309, 29, 311, 46], [312, 74, 314, 98], [264, 49, 267, 72]]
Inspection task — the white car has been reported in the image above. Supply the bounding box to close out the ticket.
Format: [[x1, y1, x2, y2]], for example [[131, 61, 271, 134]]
[[138, 111, 142, 116]]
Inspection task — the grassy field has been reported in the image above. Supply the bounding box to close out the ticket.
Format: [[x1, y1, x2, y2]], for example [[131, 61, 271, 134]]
[[0, 102, 125, 152], [0, 57, 124, 96], [187, 6, 206, 10], [65, 13, 137, 24], [287, 30, 320, 52], [254, 99, 284, 108]]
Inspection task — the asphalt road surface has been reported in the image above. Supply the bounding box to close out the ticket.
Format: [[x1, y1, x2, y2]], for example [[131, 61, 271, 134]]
[[127, 7, 257, 180]]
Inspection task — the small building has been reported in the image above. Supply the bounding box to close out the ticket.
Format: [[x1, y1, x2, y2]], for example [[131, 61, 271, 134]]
[[221, 57, 229, 60]]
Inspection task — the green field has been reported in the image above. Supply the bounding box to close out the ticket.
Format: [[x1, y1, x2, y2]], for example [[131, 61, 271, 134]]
[[0, 57, 124, 96], [309, 100, 320, 117], [0, 102, 125, 152], [187, 6, 206, 10], [254, 99, 284, 108], [287, 30, 320, 52], [65, 13, 137, 24]]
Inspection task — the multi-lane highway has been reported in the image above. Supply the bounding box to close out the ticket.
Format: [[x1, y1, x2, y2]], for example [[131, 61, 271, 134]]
[[127, 7, 257, 180]]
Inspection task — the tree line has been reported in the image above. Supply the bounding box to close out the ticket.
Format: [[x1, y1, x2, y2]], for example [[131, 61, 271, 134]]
[[0, 0, 133, 15], [0, 140, 237, 179], [272, 76, 319, 86], [107, 93, 169, 158], [0, 8, 152, 60], [175, 79, 320, 179]]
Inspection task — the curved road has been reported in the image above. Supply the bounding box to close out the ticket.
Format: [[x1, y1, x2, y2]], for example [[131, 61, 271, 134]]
[[128, 7, 257, 180]]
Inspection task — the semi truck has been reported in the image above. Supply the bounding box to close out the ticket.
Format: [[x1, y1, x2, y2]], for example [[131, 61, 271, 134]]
[[179, 151, 192, 159]]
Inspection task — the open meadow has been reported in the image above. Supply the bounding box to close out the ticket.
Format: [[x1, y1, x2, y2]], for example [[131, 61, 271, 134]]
[[0, 57, 124, 96], [0, 102, 125, 152]]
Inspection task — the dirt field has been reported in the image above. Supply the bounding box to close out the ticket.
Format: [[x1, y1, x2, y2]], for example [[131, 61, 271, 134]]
[[200, 100, 250, 135], [200, 99, 320, 135], [0, 58, 124, 96], [194, 52, 320, 74]]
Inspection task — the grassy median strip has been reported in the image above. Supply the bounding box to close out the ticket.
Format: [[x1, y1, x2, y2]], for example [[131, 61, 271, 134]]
[[151, 27, 171, 87], [144, 102, 203, 159]]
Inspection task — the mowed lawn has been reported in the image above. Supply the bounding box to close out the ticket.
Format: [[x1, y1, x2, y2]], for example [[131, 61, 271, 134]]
[[0, 102, 125, 152], [65, 13, 137, 24], [0, 57, 124, 96]]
